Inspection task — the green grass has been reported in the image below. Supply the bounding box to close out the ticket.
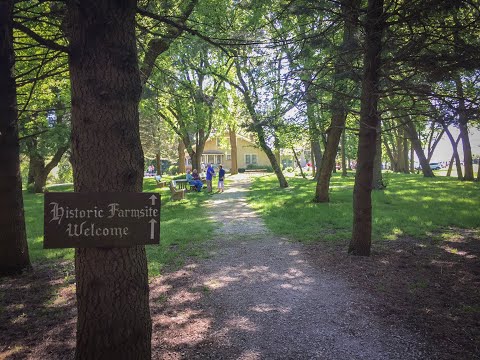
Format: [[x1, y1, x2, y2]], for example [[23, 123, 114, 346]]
[[23, 178, 215, 277], [248, 172, 480, 243]]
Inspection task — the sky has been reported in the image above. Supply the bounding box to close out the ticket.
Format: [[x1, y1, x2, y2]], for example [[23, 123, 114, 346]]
[[429, 127, 480, 162]]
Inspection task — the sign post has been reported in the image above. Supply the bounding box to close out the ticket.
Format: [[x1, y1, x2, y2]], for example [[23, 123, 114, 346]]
[[44, 193, 160, 248]]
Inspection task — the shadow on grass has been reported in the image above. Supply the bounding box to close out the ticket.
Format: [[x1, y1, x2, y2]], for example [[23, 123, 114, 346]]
[[0, 262, 76, 359], [303, 228, 480, 360]]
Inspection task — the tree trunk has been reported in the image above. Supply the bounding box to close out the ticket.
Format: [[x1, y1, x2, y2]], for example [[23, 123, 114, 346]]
[[341, 128, 347, 177], [402, 127, 409, 173], [477, 159, 480, 181], [404, 120, 434, 177], [372, 122, 384, 189], [310, 141, 316, 177], [67, 1, 151, 358], [454, 75, 474, 180], [410, 143, 414, 173], [446, 154, 454, 177], [228, 125, 238, 174], [349, 0, 384, 256], [314, 0, 359, 202], [304, 78, 322, 179], [459, 122, 473, 180], [292, 147, 306, 179], [443, 125, 463, 180], [396, 126, 406, 173], [156, 152, 161, 175], [0, 0, 31, 276], [178, 138, 186, 173], [27, 140, 69, 193], [256, 125, 288, 188]]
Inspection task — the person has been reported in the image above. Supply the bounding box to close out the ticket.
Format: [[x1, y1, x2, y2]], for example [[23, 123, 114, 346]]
[[187, 169, 203, 192], [217, 165, 225, 193], [206, 163, 215, 193]]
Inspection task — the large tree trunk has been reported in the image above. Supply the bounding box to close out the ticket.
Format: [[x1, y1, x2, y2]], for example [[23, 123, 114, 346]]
[[0, 0, 31, 276], [314, 0, 359, 202], [229, 125, 238, 174], [178, 138, 186, 173], [404, 120, 434, 177], [372, 123, 384, 189], [349, 0, 384, 256], [67, 1, 151, 358]]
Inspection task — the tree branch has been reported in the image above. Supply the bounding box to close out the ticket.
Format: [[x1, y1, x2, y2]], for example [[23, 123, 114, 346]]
[[13, 20, 69, 53]]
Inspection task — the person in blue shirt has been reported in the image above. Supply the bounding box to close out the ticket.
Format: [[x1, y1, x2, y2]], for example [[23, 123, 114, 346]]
[[217, 165, 225, 193], [206, 163, 215, 193], [186, 169, 203, 192]]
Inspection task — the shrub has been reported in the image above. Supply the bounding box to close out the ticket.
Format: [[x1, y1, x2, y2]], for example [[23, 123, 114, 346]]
[[167, 165, 178, 175], [172, 174, 187, 180], [238, 168, 246, 173], [285, 166, 294, 173], [57, 156, 73, 183]]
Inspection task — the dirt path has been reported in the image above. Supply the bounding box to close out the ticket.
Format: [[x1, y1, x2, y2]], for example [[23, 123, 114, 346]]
[[151, 174, 427, 359]]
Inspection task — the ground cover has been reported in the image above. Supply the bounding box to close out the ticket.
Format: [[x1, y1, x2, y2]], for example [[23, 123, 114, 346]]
[[248, 173, 480, 359], [23, 177, 215, 277]]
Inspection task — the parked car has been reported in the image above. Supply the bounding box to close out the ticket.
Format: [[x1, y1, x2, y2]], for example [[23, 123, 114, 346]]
[[429, 162, 442, 170]]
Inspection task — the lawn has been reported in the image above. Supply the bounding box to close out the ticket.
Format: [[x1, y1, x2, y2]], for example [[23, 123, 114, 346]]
[[24, 178, 215, 277], [248, 172, 480, 243]]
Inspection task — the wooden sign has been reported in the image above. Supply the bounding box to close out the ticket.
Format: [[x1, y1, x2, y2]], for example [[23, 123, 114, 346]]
[[44, 192, 160, 248]]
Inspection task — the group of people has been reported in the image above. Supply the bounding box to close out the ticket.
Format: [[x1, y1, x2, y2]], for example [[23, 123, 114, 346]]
[[186, 163, 225, 193]]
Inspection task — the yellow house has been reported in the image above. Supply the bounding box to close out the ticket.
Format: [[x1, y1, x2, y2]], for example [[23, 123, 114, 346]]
[[186, 133, 271, 171]]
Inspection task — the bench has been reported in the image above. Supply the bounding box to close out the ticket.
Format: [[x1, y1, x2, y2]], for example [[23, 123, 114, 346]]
[[155, 176, 167, 188], [176, 178, 207, 192], [169, 180, 186, 200]]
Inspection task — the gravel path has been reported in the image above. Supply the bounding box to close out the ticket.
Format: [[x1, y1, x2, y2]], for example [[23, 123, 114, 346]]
[[151, 174, 426, 360]]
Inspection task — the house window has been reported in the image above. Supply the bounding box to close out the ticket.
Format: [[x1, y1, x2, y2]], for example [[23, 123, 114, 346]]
[[226, 153, 231, 160], [216, 138, 221, 147], [245, 154, 257, 165]]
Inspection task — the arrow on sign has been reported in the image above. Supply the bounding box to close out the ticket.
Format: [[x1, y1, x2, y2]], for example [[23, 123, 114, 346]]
[[149, 219, 157, 240], [149, 195, 157, 205]]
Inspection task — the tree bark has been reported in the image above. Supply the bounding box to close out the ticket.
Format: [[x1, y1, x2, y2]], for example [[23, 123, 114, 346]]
[[454, 75, 474, 181], [404, 120, 434, 177], [178, 138, 186, 173], [67, 1, 151, 358], [314, 0, 359, 202], [0, 0, 31, 276], [229, 125, 238, 174], [372, 122, 384, 189], [349, 0, 384, 256]]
